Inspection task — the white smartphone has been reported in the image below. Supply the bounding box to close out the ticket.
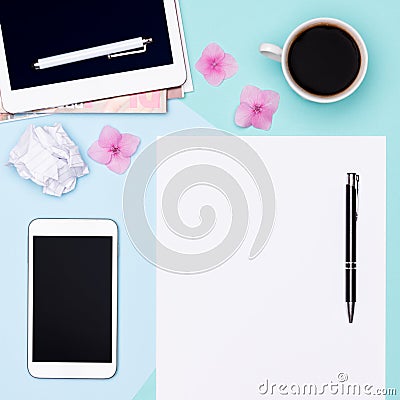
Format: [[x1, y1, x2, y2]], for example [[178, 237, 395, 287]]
[[28, 219, 118, 379]]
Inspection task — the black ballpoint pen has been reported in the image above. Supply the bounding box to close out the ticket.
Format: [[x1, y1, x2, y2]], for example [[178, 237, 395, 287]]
[[346, 173, 359, 323]]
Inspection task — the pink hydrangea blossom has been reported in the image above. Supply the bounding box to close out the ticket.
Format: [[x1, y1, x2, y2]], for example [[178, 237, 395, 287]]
[[235, 85, 280, 131], [87, 125, 140, 174], [195, 43, 238, 86]]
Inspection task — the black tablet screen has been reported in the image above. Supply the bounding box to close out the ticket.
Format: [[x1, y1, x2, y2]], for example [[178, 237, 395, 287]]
[[0, 0, 173, 90], [33, 236, 113, 363]]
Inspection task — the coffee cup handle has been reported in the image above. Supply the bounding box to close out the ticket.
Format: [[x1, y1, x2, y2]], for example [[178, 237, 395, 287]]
[[259, 43, 282, 62]]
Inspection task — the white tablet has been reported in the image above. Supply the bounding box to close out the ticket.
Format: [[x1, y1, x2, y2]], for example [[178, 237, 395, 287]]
[[28, 219, 118, 379], [0, 0, 186, 113]]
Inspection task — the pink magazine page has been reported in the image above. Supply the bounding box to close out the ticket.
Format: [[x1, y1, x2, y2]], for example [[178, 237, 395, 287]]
[[0, 90, 167, 122], [31, 90, 167, 114]]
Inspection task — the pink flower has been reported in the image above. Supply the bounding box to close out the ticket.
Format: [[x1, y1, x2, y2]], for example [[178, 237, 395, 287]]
[[235, 85, 280, 131], [195, 43, 238, 86], [87, 125, 140, 174]]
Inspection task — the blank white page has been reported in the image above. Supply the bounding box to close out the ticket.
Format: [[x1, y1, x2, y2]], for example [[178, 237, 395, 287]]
[[156, 136, 386, 400]]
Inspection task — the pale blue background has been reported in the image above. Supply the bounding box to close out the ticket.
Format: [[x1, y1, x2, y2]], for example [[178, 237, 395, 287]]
[[1, 0, 399, 397], [0, 105, 212, 400]]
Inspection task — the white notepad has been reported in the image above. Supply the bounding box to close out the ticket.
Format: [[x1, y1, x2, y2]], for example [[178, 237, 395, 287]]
[[156, 136, 386, 400]]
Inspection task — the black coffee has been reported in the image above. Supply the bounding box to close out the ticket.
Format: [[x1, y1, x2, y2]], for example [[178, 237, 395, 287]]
[[288, 25, 361, 96]]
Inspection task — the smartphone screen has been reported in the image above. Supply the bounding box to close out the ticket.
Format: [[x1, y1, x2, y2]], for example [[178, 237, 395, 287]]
[[32, 236, 113, 363]]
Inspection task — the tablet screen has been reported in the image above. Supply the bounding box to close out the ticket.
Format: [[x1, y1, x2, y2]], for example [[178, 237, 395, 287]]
[[33, 236, 113, 363], [0, 0, 173, 90]]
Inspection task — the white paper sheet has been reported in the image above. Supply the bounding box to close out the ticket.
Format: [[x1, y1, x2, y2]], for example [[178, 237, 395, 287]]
[[156, 136, 386, 400], [8, 123, 89, 196], [175, 0, 193, 93]]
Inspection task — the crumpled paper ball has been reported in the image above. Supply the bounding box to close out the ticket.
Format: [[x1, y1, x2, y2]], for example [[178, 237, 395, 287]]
[[7, 123, 89, 196]]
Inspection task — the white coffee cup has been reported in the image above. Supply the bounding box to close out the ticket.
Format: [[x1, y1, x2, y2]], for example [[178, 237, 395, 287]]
[[259, 18, 368, 103]]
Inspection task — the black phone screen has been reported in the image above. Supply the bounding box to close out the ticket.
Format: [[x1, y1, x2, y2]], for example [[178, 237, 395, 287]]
[[32, 236, 113, 363]]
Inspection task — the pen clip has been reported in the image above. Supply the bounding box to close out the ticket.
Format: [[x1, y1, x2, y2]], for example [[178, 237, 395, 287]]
[[356, 174, 360, 220], [108, 45, 148, 59]]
